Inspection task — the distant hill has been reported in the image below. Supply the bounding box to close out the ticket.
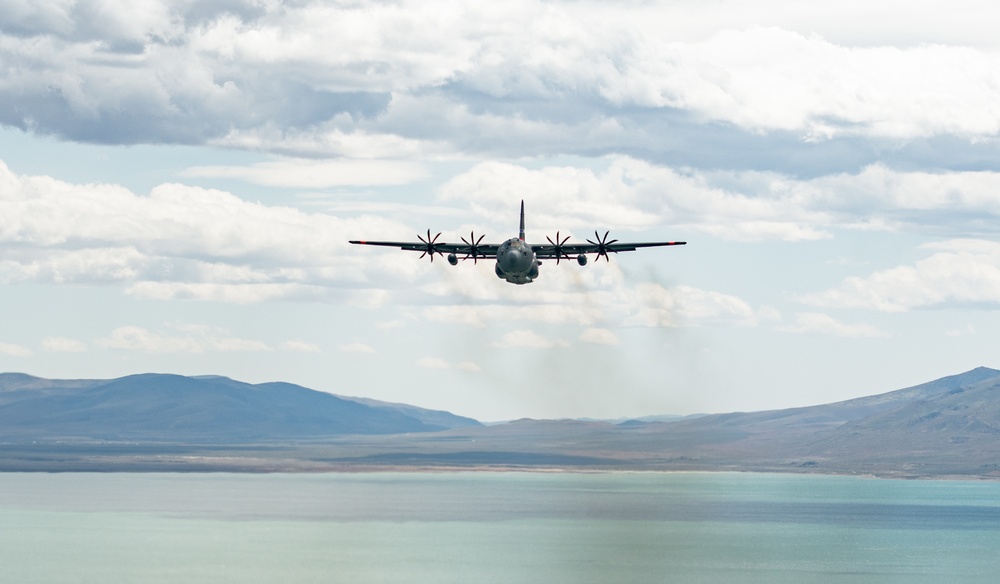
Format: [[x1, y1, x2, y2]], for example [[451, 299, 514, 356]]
[[4, 368, 1000, 478], [300, 367, 1000, 478], [0, 373, 480, 442], [643, 366, 1000, 438]]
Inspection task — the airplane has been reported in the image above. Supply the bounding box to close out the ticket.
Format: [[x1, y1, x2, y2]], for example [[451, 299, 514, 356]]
[[349, 201, 686, 285]]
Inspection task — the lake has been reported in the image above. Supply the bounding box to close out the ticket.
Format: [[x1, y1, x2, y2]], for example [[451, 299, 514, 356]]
[[1, 471, 999, 583]]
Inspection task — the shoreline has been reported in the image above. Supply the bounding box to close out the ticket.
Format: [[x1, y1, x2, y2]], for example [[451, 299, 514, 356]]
[[2, 460, 997, 481]]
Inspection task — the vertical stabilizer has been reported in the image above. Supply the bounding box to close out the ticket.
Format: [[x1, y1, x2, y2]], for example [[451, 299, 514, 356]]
[[519, 200, 525, 241]]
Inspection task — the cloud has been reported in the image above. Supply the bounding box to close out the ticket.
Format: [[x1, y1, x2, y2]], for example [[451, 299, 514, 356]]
[[417, 357, 451, 370], [777, 313, 888, 338], [597, 27, 1000, 139], [423, 304, 600, 328], [124, 282, 333, 304], [209, 127, 450, 160], [800, 239, 1000, 312], [0, 342, 32, 357], [182, 159, 429, 188], [579, 328, 620, 345], [806, 164, 1000, 233], [493, 330, 569, 349], [439, 158, 830, 242], [4, 1, 1000, 159], [7, 150, 1000, 319], [41, 336, 88, 352], [282, 340, 322, 353], [0, 160, 418, 300], [338, 342, 375, 354], [416, 357, 480, 372], [97, 325, 272, 354], [945, 324, 976, 337], [441, 159, 1000, 243]]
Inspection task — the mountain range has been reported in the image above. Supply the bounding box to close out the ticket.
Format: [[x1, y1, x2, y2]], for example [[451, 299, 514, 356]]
[[2, 367, 1000, 478], [0, 372, 480, 442]]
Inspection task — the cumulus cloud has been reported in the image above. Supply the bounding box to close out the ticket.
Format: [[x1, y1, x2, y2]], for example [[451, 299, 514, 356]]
[[417, 357, 480, 372], [807, 164, 1000, 233], [182, 158, 429, 188], [945, 324, 976, 337], [441, 159, 1000, 242], [0, 160, 417, 300], [96, 324, 271, 353], [423, 303, 600, 328], [440, 158, 829, 242], [0, 342, 32, 357], [598, 27, 1000, 139], [777, 312, 888, 338], [338, 342, 375, 354], [3, 0, 1000, 159], [579, 328, 620, 345], [800, 239, 1000, 311], [41, 336, 88, 352], [282, 340, 322, 353], [417, 357, 451, 370], [493, 330, 570, 350]]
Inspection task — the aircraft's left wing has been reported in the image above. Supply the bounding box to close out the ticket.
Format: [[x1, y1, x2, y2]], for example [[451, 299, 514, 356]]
[[532, 235, 686, 261]]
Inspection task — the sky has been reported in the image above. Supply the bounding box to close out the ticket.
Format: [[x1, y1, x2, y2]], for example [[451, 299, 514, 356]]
[[2, 0, 1000, 421]]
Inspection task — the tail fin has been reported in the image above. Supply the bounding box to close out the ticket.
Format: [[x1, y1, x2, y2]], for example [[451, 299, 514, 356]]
[[519, 200, 525, 241]]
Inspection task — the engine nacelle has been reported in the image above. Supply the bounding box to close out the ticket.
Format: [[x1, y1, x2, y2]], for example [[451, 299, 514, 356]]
[[447, 253, 458, 266], [577, 254, 588, 266]]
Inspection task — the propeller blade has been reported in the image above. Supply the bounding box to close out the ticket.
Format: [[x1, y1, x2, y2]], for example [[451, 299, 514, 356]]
[[586, 229, 619, 261], [460, 231, 486, 264], [418, 229, 443, 262], [546, 231, 573, 264]]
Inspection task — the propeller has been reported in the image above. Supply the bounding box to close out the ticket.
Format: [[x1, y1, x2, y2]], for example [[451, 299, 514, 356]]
[[417, 229, 444, 262], [545, 231, 571, 264], [461, 231, 487, 264], [586, 230, 619, 262]]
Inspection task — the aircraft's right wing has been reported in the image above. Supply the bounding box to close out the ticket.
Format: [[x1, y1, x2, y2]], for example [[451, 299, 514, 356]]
[[349, 237, 501, 261]]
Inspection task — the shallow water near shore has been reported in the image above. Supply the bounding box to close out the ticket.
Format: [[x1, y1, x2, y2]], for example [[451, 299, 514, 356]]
[[2, 471, 999, 583]]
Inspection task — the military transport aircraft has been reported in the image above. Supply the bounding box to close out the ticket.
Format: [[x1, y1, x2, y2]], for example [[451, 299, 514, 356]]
[[350, 201, 686, 285]]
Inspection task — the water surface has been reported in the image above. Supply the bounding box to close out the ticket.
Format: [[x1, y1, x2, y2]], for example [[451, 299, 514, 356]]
[[2, 472, 998, 583]]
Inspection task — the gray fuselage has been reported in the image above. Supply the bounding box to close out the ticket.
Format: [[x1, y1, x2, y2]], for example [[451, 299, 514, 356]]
[[495, 238, 539, 284]]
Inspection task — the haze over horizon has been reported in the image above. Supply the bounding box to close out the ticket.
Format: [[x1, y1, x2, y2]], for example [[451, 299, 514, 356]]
[[2, 0, 1000, 422]]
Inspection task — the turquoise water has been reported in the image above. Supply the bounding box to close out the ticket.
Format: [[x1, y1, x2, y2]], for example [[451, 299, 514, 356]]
[[1, 472, 999, 583]]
